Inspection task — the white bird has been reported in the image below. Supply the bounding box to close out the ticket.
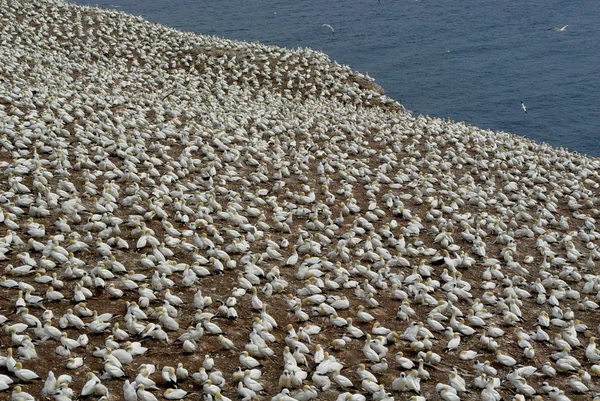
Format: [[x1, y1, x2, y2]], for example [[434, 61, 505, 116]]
[[395, 352, 415, 369], [322, 24, 335, 35], [446, 333, 461, 351], [521, 101, 527, 114], [495, 350, 517, 367], [104, 360, 125, 378], [14, 362, 40, 381], [137, 384, 158, 401], [438, 385, 460, 401], [568, 375, 589, 393], [162, 366, 177, 385], [11, 386, 35, 401], [448, 369, 467, 392], [240, 351, 260, 368], [164, 388, 190, 399], [203, 354, 215, 371], [552, 25, 568, 32], [0, 374, 13, 391], [332, 369, 354, 389], [67, 357, 84, 369], [41, 371, 55, 395], [123, 380, 138, 401]]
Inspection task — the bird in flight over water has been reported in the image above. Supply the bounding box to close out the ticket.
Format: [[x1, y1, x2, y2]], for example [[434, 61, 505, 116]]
[[521, 101, 527, 114], [322, 24, 335, 35], [549, 25, 568, 32]]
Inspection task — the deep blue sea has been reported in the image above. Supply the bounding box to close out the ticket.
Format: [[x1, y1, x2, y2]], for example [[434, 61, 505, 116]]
[[73, 0, 600, 157]]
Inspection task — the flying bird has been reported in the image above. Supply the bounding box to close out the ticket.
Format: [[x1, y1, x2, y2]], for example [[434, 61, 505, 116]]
[[550, 25, 568, 32], [521, 101, 527, 114], [322, 24, 335, 35]]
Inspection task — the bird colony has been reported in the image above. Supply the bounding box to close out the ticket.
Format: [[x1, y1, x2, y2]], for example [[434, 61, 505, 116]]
[[1, 1, 600, 401]]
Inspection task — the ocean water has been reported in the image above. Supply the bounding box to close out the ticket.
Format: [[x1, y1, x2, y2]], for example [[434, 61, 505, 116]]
[[73, 0, 600, 157]]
